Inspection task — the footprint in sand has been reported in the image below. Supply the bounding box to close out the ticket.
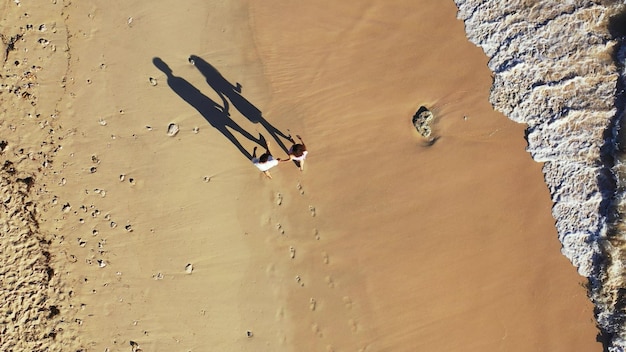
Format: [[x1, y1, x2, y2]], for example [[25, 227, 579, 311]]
[[313, 228, 320, 240], [266, 263, 276, 278], [322, 252, 329, 264], [185, 263, 193, 274], [275, 306, 285, 321], [276, 193, 283, 206], [276, 223, 285, 235], [309, 298, 317, 311], [309, 205, 316, 217], [325, 276, 335, 288], [311, 323, 323, 338], [343, 296, 353, 310], [93, 188, 106, 198], [348, 319, 358, 333], [295, 275, 304, 287], [167, 123, 179, 137], [297, 182, 304, 195], [98, 239, 106, 251], [289, 246, 296, 259]]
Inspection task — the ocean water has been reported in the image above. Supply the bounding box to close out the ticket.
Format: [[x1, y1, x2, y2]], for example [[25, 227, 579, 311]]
[[453, 0, 626, 350]]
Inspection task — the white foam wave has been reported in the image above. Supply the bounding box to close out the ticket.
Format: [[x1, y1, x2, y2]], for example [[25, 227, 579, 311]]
[[454, 0, 626, 350]]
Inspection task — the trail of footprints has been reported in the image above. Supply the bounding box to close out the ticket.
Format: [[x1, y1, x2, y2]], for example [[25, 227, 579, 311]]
[[268, 180, 363, 348]]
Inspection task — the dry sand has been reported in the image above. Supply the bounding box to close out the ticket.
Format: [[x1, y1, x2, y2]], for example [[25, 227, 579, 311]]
[[0, 0, 601, 351]]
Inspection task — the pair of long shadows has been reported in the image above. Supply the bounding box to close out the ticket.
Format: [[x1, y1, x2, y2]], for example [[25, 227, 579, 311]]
[[153, 56, 290, 160]]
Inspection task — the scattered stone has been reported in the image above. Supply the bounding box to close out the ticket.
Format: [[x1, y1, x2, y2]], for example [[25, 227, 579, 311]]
[[412, 106, 434, 138], [185, 263, 193, 274]]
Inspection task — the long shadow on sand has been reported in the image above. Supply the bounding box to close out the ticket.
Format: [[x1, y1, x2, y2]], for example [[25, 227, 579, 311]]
[[153, 57, 260, 159], [189, 55, 292, 154]]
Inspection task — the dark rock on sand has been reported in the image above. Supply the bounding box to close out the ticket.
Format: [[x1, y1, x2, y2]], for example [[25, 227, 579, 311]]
[[412, 106, 434, 138]]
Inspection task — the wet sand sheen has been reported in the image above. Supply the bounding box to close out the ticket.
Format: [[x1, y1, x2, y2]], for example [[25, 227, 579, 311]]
[[0, 0, 602, 351], [245, 0, 602, 351]]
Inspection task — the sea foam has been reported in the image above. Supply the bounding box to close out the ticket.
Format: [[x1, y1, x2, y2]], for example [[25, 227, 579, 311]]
[[454, 0, 626, 350]]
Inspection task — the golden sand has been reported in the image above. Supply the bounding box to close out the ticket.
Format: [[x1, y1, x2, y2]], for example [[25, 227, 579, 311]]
[[0, 1, 601, 351]]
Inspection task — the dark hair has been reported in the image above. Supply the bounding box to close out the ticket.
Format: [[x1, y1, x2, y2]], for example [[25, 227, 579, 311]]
[[259, 153, 270, 163], [291, 144, 306, 157]]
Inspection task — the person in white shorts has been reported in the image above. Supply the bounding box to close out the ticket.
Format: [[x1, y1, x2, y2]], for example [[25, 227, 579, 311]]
[[252, 142, 287, 179], [287, 134, 308, 171]]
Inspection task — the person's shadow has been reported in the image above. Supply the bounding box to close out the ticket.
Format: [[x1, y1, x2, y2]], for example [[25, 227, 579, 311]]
[[153, 57, 261, 159], [188, 55, 292, 154]]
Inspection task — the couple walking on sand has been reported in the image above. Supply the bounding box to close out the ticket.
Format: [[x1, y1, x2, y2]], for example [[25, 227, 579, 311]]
[[252, 134, 308, 179]]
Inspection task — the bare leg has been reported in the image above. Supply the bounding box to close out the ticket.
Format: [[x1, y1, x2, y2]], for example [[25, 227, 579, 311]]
[[263, 170, 272, 179], [265, 140, 271, 155]]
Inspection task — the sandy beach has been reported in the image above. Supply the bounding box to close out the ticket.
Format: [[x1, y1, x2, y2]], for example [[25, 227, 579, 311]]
[[0, 1, 601, 351]]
